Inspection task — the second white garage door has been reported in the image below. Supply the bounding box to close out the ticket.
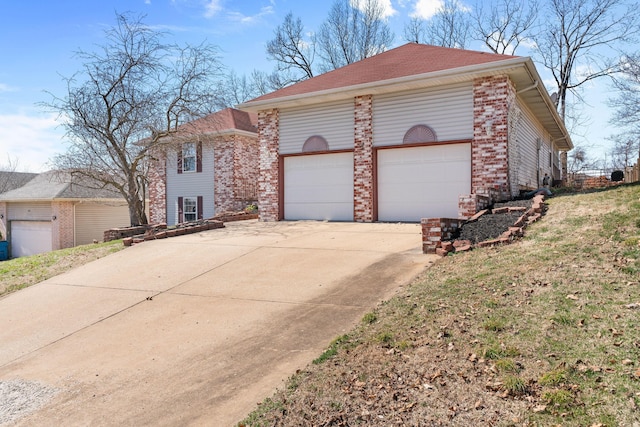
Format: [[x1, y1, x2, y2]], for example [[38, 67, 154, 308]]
[[284, 152, 354, 221], [377, 143, 471, 222], [11, 221, 52, 258]]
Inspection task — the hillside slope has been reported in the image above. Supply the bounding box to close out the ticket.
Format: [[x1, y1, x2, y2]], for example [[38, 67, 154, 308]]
[[241, 184, 640, 426]]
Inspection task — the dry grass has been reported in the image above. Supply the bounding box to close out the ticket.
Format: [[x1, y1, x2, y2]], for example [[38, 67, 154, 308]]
[[0, 240, 125, 297], [240, 183, 640, 427]]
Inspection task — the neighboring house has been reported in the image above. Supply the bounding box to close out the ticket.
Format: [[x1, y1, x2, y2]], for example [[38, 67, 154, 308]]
[[238, 43, 573, 223], [0, 171, 38, 194], [148, 108, 259, 225], [0, 171, 131, 258]]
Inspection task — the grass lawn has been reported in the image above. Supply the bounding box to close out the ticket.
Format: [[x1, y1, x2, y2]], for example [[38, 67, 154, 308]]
[[240, 183, 640, 426], [0, 240, 125, 297]]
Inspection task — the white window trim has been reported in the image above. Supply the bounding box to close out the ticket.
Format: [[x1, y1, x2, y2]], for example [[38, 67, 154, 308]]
[[182, 142, 197, 173], [184, 197, 197, 222]]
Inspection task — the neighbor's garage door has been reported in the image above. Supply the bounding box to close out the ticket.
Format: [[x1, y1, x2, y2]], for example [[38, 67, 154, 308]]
[[377, 143, 471, 222], [284, 152, 354, 221], [11, 221, 52, 258]]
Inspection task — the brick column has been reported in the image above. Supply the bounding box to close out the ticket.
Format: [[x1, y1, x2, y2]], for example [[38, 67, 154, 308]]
[[148, 146, 167, 224], [472, 76, 515, 201], [52, 201, 74, 250], [353, 95, 374, 222], [258, 109, 280, 222], [214, 136, 235, 212]]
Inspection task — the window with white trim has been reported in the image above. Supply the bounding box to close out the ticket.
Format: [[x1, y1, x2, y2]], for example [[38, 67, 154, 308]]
[[184, 197, 197, 222], [182, 142, 196, 173]]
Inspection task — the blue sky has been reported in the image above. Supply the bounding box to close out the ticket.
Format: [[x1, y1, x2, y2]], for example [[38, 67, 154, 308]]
[[0, 0, 616, 172]]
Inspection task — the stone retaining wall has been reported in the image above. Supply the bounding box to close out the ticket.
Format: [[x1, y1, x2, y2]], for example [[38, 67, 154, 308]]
[[422, 194, 546, 256]]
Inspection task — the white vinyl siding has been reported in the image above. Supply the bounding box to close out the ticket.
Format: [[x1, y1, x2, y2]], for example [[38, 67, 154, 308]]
[[74, 202, 130, 245], [373, 82, 473, 146], [7, 202, 52, 221], [166, 145, 215, 225], [515, 100, 552, 190], [279, 100, 354, 154]]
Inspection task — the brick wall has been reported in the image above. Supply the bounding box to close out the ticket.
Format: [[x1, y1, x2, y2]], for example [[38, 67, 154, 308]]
[[214, 136, 235, 213], [52, 201, 74, 250], [472, 76, 515, 202], [421, 217, 461, 254], [148, 146, 167, 224], [353, 95, 374, 222], [234, 135, 259, 205], [258, 109, 280, 222]]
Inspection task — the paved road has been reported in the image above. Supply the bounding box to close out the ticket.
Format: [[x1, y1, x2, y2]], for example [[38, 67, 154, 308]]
[[0, 220, 435, 426]]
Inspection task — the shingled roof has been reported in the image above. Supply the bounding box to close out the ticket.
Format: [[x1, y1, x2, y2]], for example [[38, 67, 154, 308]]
[[248, 43, 518, 104], [177, 108, 257, 136], [0, 171, 122, 201]]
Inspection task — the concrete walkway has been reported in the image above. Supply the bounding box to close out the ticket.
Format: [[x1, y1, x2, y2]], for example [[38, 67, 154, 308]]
[[0, 220, 435, 426]]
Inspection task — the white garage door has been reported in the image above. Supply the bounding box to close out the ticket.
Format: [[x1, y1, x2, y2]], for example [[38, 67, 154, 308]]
[[377, 143, 471, 222], [11, 221, 52, 258], [284, 152, 354, 221]]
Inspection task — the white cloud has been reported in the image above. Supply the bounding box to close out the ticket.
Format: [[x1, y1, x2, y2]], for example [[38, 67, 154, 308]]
[[226, 5, 275, 25], [0, 113, 65, 172], [203, 0, 223, 18], [411, 0, 444, 19], [351, 0, 397, 19], [0, 83, 18, 93]]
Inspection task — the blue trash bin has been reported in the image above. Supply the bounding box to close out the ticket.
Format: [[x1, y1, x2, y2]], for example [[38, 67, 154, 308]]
[[0, 241, 8, 261]]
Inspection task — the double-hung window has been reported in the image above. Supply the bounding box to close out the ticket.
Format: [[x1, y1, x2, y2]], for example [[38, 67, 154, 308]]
[[183, 197, 197, 222], [182, 142, 197, 173]]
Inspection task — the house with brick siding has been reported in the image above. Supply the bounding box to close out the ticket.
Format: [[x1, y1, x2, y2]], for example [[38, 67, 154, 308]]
[[238, 43, 573, 223], [0, 171, 130, 258], [147, 108, 259, 225]]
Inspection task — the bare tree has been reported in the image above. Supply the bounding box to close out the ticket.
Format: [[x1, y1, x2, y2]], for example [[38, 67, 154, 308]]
[[610, 53, 640, 135], [216, 71, 259, 109], [472, 0, 538, 54], [402, 0, 471, 48], [608, 134, 639, 168], [44, 13, 223, 226], [266, 13, 315, 83], [316, 0, 394, 71], [534, 0, 639, 120], [403, 17, 427, 44], [429, 0, 472, 48], [0, 156, 35, 194]]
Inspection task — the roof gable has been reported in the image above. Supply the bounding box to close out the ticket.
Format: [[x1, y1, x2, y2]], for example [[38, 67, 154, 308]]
[[178, 108, 257, 135], [248, 43, 518, 103]]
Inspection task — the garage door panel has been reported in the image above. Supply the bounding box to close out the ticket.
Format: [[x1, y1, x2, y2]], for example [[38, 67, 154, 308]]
[[284, 153, 354, 221], [11, 221, 52, 258], [377, 144, 470, 222]]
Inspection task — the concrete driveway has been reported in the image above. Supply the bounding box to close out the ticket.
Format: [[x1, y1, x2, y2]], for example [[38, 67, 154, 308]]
[[0, 220, 435, 426]]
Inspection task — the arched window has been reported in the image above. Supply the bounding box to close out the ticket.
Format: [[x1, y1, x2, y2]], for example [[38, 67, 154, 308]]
[[302, 135, 329, 152], [403, 125, 437, 144]]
